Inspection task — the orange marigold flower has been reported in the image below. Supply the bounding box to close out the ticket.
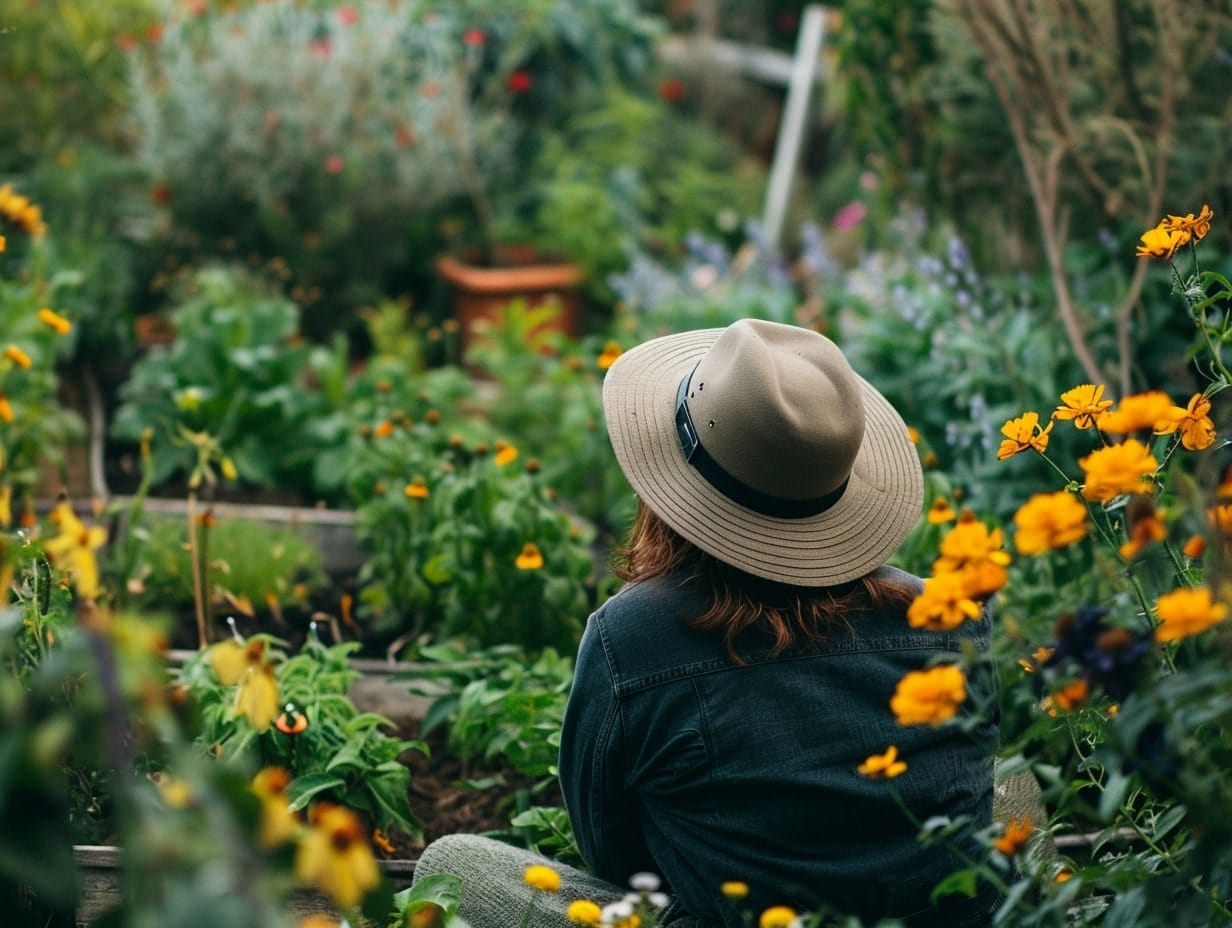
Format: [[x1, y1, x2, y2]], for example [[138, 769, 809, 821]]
[[1097, 391, 1175, 435], [907, 572, 982, 631], [993, 816, 1034, 856], [404, 477, 429, 499], [1049, 678, 1089, 712], [1136, 222, 1188, 259], [4, 345, 32, 369], [1054, 384, 1114, 430], [1154, 586, 1228, 643], [1078, 440, 1157, 502], [890, 664, 967, 726], [996, 411, 1052, 460], [494, 440, 518, 466], [857, 745, 908, 779], [1182, 534, 1207, 559], [1013, 491, 1088, 555], [1162, 204, 1213, 241], [374, 420, 394, 438], [597, 341, 623, 370], [933, 519, 1011, 598], [1155, 392, 1216, 451], [927, 497, 956, 524], [0, 394, 12, 424], [1119, 495, 1168, 560]]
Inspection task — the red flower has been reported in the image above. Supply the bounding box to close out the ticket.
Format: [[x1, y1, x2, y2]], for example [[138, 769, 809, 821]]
[[336, 5, 358, 26], [324, 154, 345, 175], [507, 70, 533, 94], [659, 78, 687, 102], [463, 28, 486, 46]]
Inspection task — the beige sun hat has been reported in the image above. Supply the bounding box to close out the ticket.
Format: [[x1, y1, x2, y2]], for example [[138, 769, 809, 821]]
[[602, 318, 924, 586]]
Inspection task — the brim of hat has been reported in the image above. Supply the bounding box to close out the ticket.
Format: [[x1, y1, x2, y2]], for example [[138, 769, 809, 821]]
[[603, 327, 924, 586]]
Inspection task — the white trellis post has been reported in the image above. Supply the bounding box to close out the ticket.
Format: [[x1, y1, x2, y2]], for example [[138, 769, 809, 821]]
[[760, 4, 828, 254]]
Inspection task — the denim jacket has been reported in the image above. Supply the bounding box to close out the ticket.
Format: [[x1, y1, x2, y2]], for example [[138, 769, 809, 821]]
[[558, 565, 1000, 928]]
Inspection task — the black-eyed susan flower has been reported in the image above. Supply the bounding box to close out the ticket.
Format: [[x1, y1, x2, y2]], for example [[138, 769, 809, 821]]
[[857, 745, 908, 779], [1012, 491, 1088, 555], [209, 638, 279, 732], [890, 664, 966, 726], [927, 497, 956, 524], [515, 542, 544, 570], [907, 572, 982, 631], [42, 499, 107, 599], [1098, 391, 1175, 435], [759, 905, 798, 928], [996, 411, 1052, 460], [252, 767, 300, 848], [565, 899, 602, 925], [295, 802, 380, 907], [1154, 586, 1228, 643], [4, 345, 32, 369], [494, 440, 518, 467], [275, 703, 309, 735], [1135, 222, 1187, 259], [37, 307, 72, 335], [992, 816, 1034, 856], [523, 864, 561, 893], [1078, 440, 1158, 502], [1054, 384, 1114, 430], [1155, 392, 1216, 450]]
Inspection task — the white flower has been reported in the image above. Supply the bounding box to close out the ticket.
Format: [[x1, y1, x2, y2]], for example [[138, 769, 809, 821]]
[[601, 900, 635, 924], [628, 871, 661, 893], [647, 892, 669, 909]]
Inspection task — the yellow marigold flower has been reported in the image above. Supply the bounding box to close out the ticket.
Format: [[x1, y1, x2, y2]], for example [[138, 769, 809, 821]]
[[295, 803, 380, 908], [1162, 203, 1213, 241], [42, 500, 107, 599], [374, 419, 394, 438], [37, 307, 72, 335], [515, 542, 544, 570], [1154, 586, 1228, 643], [1155, 392, 1216, 451], [907, 572, 982, 631], [759, 906, 798, 928], [494, 440, 518, 466], [1119, 496, 1167, 559], [252, 767, 299, 848], [0, 394, 13, 424], [992, 816, 1034, 856], [1049, 678, 1088, 712], [1098, 391, 1175, 435], [720, 881, 749, 900], [1013, 491, 1088, 555], [4, 345, 32, 369], [597, 341, 623, 370], [857, 745, 908, 779], [404, 477, 430, 499], [1054, 384, 1114, 430], [933, 520, 1011, 598], [927, 497, 956, 524], [566, 899, 603, 925], [1078, 440, 1157, 502], [996, 411, 1052, 460], [1182, 534, 1207, 559], [1136, 222, 1187, 259], [890, 664, 966, 726], [523, 864, 561, 893]]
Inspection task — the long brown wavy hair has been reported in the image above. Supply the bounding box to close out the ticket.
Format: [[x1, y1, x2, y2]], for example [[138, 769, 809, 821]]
[[612, 500, 915, 662]]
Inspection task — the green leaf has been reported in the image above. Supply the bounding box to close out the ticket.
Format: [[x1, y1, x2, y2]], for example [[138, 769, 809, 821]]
[[286, 772, 347, 811]]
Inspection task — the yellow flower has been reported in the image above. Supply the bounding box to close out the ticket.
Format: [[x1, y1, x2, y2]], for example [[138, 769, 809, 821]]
[[4, 345, 32, 369], [494, 440, 519, 467], [295, 803, 380, 908], [927, 497, 956, 524], [523, 864, 561, 893], [992, 816, 1034, 856], [720, 881, 750, 900], [857, 745, 908, 779], [374, 420, 394, 438], [759, 906, 798, 928], [1119, 496, 1168, 560], [0, 485, 10, 528], [597, 341, 623, 370], [220, 456, 238, 481], [932, 519, 1011, 598], [1135, 222, 1187, 259], [1078, 440, 1158, 502], [155, 774, 194, 809], [404, 477, 430, 499], [1054, 384, 1114, 430], [907, 572, 982, 631], [209, 638, 280, 731], [1049, 678, 1088, 712], [1098, 391, 1175, 435], [0, 234, 6, 252], [252, 767, 300, 849], [1182, 534, 1207, 559], [996, 411, 1052, 460], [37, 308, 72, 335], [515, 542, 544, 570], [1162, 204, 1213, 241], [1154, 586, 1228, 643], [1155, 392, 1216, 451], [42, 500, 107, 599], [890, 664, 966, 726], [1013, 491, 1088, 555], [566, 899, 603, 925], [0, 394, 13, 424], [906, 426, 920, 444]]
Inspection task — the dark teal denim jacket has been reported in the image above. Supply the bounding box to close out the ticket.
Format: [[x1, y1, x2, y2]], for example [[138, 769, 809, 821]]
[[558, 565, 1000, 927]]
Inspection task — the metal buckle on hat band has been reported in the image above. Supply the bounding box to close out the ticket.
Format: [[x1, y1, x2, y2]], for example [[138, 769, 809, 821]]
[[673, 370, 849, 520]]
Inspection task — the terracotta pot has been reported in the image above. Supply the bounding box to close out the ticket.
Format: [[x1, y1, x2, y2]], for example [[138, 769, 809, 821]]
[[434, 244, 583, 348]]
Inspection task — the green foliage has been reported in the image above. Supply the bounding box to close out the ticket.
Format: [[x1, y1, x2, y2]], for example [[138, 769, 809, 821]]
[[179, 629, 426, 843]]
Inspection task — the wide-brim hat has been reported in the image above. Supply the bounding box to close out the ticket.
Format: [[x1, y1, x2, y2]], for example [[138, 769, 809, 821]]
[[602, 318, 923, 586]]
